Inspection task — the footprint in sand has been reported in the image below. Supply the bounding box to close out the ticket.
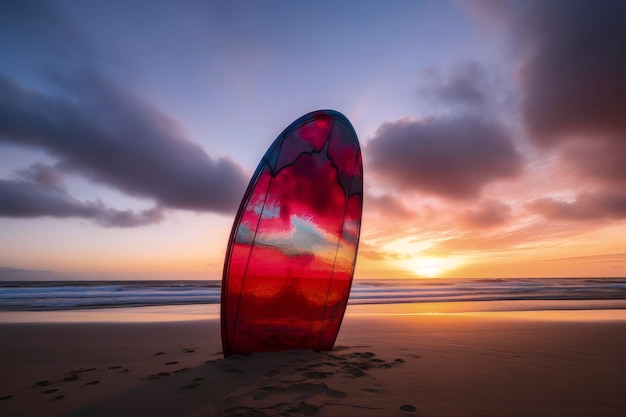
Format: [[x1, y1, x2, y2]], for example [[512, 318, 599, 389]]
[[147, 369, 186, 380], [42, 389, 59, 394], [400, 404, 417, 413], [108, 365, 123, 370], [165, 361, 179, 365], [74, 368, 96, 374], [51, 395, 64, 402], [252, 382, 346, 401], [342, 366, 366, 377], [332, 345, 351, 351], [179, 383, 200, 390], [314, 349, 409, 377], [84, 380, 100, 386], [154, 352, 166, 356], [0, 395, 14, 401], [33, 380, 50, 387], [63, 374, 79, 382], [302, 371, 333, 379]]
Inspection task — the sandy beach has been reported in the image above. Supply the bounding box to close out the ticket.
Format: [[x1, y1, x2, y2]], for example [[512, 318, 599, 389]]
[[1, 304, 625, 417]]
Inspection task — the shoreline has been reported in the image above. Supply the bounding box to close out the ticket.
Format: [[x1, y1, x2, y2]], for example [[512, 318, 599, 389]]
[[2, 299, 626, 324], [3, 277, 626, 314]]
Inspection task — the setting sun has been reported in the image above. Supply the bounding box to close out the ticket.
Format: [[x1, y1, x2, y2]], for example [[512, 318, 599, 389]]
[[406, 257, 456, 278]]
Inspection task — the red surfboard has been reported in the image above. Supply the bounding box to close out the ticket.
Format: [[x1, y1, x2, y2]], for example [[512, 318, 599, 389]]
[[221, 110, 363, 356]]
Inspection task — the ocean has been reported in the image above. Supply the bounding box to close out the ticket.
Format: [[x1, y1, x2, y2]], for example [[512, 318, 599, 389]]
[[1, 278, 626, 312]]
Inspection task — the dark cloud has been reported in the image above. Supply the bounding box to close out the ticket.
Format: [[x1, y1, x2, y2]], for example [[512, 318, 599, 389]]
[[0, 163, 165, 227], [528, 191, 626, 221], [16, 162, 64, 187], [421, 61, 488, 107], [506, 0, 626, 144], [0, 0, 95, 76], [461, 199, 512, 228], [366, 116, 522, 200], [478, 0, 626, 186], [0, 1, 247, 221], [0, 73, 248, 214]]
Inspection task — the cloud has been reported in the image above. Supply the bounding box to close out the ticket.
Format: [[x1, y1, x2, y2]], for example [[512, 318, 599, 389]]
[[478, 0, 626, 186], [358, 244, 386, 261], [421, 61, 488, 107], [536, 252, 626, 265], [507, 1, 626, 145], [366, 116, 523, 200], [357, 241, 412, 261], [460, 199, 512, 228], [0, 266, 55, 281], [0, 73, 248, 215], [528, 191, 626, 221], [464, 0, 626, 248], [366, 193, 416, 220], [0, 266, 52, 275], [422, 221, 578, 257], [0, 0, 94, 73], [16, 162, 64, 187], [0, 1, 248, 222], [563, 141, 626, 185], [0, 163, 165, 227]]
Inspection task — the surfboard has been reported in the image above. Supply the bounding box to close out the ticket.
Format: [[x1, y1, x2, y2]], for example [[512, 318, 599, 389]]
[[221, 110, 363, 356]]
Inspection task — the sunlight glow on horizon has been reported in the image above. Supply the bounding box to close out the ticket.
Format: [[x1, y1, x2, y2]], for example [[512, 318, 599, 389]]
[[406, 256, 461, 278]]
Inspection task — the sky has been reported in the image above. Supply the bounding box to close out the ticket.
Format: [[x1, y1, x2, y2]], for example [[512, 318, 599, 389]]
[[1, 0, 626, 281]]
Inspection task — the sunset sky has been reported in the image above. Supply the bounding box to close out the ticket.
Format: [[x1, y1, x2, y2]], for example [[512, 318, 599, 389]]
[[1, 0, 626, 281]]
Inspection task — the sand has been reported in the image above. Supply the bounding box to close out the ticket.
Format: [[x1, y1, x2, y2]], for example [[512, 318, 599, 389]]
[[1, 304, 626, 417]]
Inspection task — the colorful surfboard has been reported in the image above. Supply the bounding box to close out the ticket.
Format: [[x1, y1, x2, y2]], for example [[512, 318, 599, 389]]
[[221, 110, 363, 356]]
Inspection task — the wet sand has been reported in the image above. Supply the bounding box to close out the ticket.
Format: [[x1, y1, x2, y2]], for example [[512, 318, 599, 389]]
[[1, 304, 625, 417]]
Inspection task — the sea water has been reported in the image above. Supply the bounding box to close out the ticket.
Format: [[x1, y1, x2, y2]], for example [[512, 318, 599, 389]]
[[1, 278, 626, 312]]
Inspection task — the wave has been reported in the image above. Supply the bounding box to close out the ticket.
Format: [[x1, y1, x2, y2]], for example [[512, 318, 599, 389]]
[[0, 278, 625, 311]]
